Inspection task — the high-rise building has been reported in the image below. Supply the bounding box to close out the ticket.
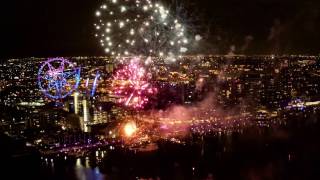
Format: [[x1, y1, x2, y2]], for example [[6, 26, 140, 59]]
[[74, 92, 80, 114], [80, 98, 90, 132]]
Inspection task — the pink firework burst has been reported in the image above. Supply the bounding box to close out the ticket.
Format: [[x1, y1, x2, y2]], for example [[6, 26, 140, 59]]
[[111, 58, 157, 109]]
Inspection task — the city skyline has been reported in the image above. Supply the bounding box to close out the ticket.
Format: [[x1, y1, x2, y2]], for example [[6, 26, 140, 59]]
[[1, 55, 320, 179]]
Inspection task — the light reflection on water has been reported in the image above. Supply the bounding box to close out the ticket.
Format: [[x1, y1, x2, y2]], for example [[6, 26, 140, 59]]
[[75, 158, 105, 180]]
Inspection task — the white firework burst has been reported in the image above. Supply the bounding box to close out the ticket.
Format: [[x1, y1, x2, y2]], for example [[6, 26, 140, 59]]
[[94, 0, 191, 62]]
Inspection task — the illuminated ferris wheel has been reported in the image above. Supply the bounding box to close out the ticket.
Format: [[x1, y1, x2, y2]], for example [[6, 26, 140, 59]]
[[38, 58, 81, 99]]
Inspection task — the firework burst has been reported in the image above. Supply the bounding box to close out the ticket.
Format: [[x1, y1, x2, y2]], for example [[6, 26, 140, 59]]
[[94, 0, 191, 62], [111, 57, 157, 109]]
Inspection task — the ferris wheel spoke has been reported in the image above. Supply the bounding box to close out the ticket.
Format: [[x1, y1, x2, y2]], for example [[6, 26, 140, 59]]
[[55, 83, 62, 98], [62, 71, 75, 79], [42, 75, 51, 80], [57, 60, 66, 72], [62, 80, 72, 90], [48, 83, 53, 90], [47, 62, 55, 71], [48, 80, 57, 90]]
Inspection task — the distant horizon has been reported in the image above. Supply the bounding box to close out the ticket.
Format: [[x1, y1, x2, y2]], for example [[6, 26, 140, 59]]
[[1, 54, 320, 60]]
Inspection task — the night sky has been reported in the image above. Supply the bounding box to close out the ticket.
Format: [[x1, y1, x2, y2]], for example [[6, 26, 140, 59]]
[[1, 0, 320, 58]]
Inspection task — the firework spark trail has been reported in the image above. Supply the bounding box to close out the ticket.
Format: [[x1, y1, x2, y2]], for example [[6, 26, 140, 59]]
[[94, 0, 192, 62], [111, 58, 157, 109]]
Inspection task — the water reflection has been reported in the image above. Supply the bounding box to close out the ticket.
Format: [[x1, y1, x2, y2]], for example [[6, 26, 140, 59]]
[[37, 122, 320, 180], [75, 158, 105, 180]]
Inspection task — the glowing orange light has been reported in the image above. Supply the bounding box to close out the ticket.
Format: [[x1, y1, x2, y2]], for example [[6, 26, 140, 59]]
[[124, 122, 137, 137]]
